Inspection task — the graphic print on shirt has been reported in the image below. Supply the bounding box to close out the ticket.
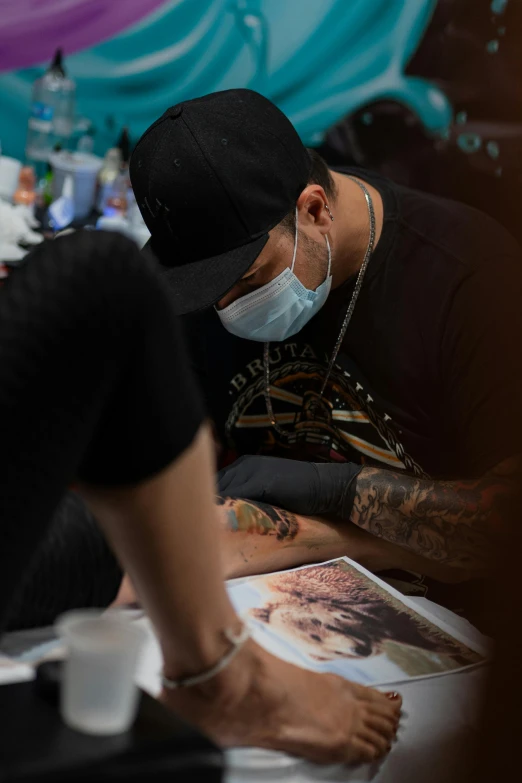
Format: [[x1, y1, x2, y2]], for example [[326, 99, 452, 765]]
[[225, 342, 414, 470]]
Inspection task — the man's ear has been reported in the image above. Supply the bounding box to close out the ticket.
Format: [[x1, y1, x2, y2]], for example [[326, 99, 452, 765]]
[[296, 185, 332, 235]]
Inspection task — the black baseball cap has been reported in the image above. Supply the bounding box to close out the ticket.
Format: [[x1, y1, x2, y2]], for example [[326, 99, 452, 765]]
[[130, 89, 311, 314]]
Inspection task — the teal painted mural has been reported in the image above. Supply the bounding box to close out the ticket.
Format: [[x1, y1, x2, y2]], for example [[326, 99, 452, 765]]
[[0, 0, 520, 240], [0, 0, 447, 160]]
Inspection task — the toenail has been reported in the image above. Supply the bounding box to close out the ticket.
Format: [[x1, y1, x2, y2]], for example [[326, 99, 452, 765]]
[[385, 691, 400, 700]]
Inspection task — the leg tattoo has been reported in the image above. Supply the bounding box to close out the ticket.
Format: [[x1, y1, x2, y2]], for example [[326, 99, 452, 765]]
[[217, 496, 299, 542]]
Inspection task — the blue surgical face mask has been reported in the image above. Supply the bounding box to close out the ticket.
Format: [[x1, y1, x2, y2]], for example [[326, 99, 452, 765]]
[[217, 208, 332, 342]]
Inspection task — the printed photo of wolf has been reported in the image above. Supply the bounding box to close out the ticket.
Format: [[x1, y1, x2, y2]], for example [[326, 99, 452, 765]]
[[248, 560, 484, 677]]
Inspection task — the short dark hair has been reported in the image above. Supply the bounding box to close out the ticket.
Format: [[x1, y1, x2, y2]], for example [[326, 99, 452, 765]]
[[279, 149, 336, 234]]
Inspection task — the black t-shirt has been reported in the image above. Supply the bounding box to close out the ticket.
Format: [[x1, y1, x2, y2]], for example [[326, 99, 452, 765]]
[[184, 167, 522, 481]]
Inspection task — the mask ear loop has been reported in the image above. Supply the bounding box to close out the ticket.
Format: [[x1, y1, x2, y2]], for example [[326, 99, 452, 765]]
[[290, 205, 299, 272], [292, 205, 332, 280], [325, 234, 332, 277]]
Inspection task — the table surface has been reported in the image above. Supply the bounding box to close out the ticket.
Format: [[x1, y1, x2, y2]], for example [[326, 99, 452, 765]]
[[0, 597, 488, 783]]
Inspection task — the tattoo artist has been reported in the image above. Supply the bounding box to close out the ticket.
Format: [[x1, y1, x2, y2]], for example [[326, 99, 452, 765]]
[[131, 89, 522, 614]]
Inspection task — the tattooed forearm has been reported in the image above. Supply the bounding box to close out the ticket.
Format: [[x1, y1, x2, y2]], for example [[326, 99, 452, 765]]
[[350, 456, 521, 572], [217, 496, 299, 542]]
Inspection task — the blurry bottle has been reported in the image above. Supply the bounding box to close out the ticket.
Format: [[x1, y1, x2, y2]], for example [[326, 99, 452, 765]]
[[36, 142, 61, 209], [105, 169, 129, 217], [117, 127, 131, 166], [48, 174, 75, 232], [72, 116, 95, 154], [36, 164, 54, 209], [25, 49, 76, 175], [13, 166, 36, 208], [108, 126, 132, 216], [96, 148, 122, 213]]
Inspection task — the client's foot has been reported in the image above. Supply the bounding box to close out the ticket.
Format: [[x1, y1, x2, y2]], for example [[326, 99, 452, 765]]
[[161, 640, 401, 765]]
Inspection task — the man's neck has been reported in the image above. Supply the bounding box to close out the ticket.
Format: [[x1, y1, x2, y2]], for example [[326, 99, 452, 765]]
[[328, 170, 384, 290]]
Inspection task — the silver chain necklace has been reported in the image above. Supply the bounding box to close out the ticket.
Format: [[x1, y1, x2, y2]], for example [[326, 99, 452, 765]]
[[263, 176, 376, 437]]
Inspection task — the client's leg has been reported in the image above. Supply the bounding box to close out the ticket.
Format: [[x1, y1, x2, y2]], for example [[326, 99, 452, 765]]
[[218, 496, 379, 578], [116, 492, 467, 611], [218, 496, 469, 582], [12, 489, 466, 630]]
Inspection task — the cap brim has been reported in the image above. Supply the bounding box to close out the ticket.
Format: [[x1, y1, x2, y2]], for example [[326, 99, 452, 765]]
[[143, 233, 269, 315]]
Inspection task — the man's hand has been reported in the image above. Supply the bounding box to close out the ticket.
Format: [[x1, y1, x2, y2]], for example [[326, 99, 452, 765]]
[[217, 455, 361, 517]]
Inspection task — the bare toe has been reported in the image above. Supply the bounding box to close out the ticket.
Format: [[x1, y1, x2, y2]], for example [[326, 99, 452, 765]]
[[358, 725, 391, 758], [370, 693, 402, 722], [347, 737, 382, 764], [358, 685, 402, 710], [366, 713, 398, 741]]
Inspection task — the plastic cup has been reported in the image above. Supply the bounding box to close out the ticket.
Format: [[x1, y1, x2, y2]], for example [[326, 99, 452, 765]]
[[50, 151, 103, 219], [0, 156, 22, 202], [56, 609, 146, 736]]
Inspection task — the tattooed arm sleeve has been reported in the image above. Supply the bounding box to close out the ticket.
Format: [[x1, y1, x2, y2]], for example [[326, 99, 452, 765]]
[[350, 455, 522, 574]]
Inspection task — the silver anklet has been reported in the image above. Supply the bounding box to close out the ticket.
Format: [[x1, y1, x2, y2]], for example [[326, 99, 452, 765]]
[[161, 623, 251, 690]]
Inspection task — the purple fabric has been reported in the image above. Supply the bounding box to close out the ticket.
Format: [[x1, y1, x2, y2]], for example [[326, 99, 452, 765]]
[[0, 0, 168, 72]]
